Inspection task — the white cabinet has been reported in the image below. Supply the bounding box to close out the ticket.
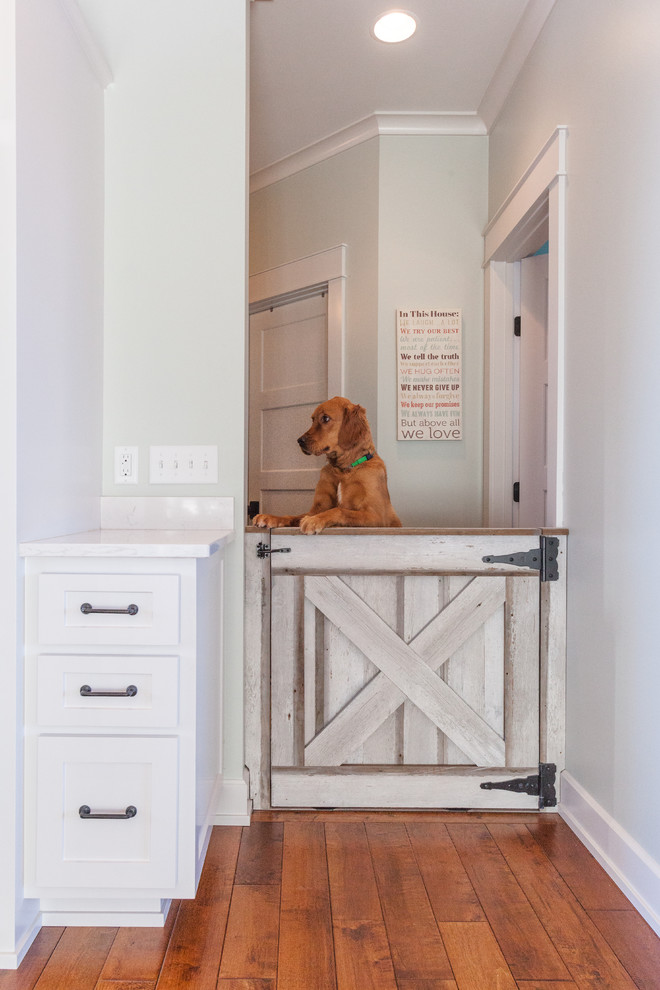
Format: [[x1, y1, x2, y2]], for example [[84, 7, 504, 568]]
[[22, 539, 228, 927]]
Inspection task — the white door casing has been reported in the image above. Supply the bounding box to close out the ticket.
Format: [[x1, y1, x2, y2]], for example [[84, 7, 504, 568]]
[[483, 127, 567, 527]]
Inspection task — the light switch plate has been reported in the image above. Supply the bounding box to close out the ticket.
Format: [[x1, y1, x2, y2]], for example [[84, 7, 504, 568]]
[[149, 445, 218, 484]]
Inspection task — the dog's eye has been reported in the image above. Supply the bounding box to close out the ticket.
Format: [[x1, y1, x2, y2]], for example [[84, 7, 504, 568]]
[[321, 415, 331, 424]]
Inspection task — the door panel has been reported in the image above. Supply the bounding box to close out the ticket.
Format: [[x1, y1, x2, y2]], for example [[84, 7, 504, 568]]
[[249, 292, 328, 516], [517, 254, 549, 526], [268, 532, 546, 810]]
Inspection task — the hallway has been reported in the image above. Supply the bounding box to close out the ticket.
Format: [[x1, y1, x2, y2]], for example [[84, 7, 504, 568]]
[[3, 810, 659, 989]]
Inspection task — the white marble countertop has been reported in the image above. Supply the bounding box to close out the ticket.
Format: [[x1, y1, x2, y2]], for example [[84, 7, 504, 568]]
[[19, 528, 234, 558]]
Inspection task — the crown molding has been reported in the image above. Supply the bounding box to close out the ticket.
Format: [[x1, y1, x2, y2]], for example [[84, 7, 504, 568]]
[[56, 0, 113, 90], [250, 111, 487, 193], [478, 0, 556, 131]]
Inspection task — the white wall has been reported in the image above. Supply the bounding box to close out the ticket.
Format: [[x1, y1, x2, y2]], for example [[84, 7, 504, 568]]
[[377, 135, 487, 526], [98, 0, 248, 783], [490, 0, 660, 918], [0, 0, 105, 964], [250, 139, 380, 423], [249, 134, 488, 526]]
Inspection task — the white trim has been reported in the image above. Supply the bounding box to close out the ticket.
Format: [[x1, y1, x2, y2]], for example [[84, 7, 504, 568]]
[[478, 0, 557, 131], [560, 772, 660, 937], [483, 127, 567, 527], [55, 0, 113, 90], [249, 245, 346, 397], [0, 912, 42, 971], [250, 112, 486, 192], [212, 773, 251, 826]]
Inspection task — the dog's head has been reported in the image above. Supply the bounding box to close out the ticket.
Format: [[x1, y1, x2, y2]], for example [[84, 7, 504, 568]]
[[298, 396, 373, 464]]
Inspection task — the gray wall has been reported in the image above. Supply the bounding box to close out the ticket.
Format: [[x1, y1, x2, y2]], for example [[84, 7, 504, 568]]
[[490, 0, 660, 864]]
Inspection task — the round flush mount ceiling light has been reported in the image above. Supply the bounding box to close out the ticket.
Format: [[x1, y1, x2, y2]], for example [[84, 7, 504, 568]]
[[372, 10, 418, 43]]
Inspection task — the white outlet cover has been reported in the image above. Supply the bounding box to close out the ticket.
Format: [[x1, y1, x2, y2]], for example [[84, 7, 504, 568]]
[[114, 446, 139, 484]]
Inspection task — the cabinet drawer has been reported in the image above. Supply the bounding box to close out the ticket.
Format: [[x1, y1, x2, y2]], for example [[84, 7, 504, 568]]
[[37, 573, 180, 645], [36, 655, 180, 728], [33, 735, 179, 890]]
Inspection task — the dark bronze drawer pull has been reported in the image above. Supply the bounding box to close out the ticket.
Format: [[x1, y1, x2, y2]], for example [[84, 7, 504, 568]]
[[80, 603, 139, 615], [79, 684, 138, 698], [79, 805, 137, 820]]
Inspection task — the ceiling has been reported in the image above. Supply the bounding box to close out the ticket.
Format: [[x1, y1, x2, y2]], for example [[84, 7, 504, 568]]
[[250, 0, 554, 182]]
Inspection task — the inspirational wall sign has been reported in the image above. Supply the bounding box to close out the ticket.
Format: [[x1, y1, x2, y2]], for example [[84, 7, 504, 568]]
[[397, 309, 462, 441]]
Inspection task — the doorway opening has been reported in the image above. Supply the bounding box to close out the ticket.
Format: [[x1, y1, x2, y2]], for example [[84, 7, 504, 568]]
[[483, 127, 567, 528]]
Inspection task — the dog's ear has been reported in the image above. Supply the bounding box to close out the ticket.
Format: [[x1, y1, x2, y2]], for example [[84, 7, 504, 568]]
[[338, 403, 369, 450]]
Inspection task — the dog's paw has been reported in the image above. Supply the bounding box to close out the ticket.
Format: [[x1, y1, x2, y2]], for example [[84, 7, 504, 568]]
[[299, 514, 326, 535], [253, 514, 277, 528]]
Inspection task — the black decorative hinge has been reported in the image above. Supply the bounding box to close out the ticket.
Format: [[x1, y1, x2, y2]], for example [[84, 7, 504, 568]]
[[514, 315, 521, 337], [480, 763, 557, 809], [256, 542, 291, 559], [482, 535, 559, 581]]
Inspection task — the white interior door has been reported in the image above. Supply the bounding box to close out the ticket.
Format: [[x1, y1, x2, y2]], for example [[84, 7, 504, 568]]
[[249, 290, 328, 518], [515, 254, 549, 527]]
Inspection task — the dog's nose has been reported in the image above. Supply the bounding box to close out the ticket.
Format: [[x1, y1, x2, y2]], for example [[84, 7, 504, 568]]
[[297, 436, 306, 448]]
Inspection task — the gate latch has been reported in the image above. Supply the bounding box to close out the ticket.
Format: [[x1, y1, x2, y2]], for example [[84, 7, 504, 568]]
[[482, 535, 559, 581], [480, 762, 557, 809], [256, 542, 292, 559]]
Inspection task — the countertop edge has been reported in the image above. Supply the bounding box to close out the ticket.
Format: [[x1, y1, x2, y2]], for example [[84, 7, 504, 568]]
[[19, 529, 235, 558]]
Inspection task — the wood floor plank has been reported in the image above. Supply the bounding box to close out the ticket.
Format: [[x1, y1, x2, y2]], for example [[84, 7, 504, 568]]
[[588, 909, 660, 990], [0, 930, 64, 990], [439, 921, 517, 989], [366, 823, 453, 982], [30, 928, 116, 990], [155, 826, 241, 990], [526, 822, 631, 911], [217, 885, 279, 980], [396, 982, 458, 989], [216, 981, 275, 989], [488, 824, 639, 989], [447, 823, 570, 981], [95, 982, 155, 990], [516, 983, 578, 989], [234, 823, 283, 885], [277, 822, 336, 990], [325, 822, 397, 989], [97, 903, 180, 983], [407, 823, 485, 922]]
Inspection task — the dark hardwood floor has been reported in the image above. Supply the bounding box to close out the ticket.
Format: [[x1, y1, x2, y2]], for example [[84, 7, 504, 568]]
[[3, 810, 660, 989]]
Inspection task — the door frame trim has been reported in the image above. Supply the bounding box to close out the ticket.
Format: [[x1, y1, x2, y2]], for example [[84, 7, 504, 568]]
[[249, 244, 347, 396], [483, 127, 567, 527]]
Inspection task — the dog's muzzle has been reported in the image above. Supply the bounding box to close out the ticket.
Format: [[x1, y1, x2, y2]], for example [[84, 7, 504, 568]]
[[298, 435, 312, 455]]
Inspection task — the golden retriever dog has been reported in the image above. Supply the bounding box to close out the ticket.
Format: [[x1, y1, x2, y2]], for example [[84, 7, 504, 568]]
[[254, 396, 402, 534]]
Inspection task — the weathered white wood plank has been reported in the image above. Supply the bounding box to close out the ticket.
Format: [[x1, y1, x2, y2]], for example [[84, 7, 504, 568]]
[[244, 531, 271, 809], [444, 576, 482, 765], [540, 532, 567, 776], [504, 576, 540, 766], [304, 576, 506, 767], [402, 575, 443, 764], [271, 575, 304, 766], [271, 531, 542, 575], [271, 766, 540, 810]]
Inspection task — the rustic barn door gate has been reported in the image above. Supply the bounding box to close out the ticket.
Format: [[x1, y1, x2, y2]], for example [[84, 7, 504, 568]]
[[244, 529, 567, 812]]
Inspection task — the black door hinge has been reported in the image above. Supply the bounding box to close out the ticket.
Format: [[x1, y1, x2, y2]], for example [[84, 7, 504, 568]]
[[480, 763, 557, 809], [256, 542, 291, 559], [513, 481, 520, 503], [482, 535, 559, 581], [514, 315, 521, 337]]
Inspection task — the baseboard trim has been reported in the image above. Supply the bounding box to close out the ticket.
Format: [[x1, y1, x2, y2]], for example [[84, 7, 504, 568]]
[[560, 771, 660, 935], [0, 911, 42, 970], [212, 772, 252, 826]]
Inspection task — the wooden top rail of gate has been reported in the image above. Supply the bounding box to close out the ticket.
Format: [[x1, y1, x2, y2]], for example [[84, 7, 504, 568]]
[[245, 527, 568, 579]]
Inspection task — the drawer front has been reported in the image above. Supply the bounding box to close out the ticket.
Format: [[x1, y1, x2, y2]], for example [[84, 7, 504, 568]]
[[36, 655, 180, 728], [37, 573, 181, 645], [34, 735, 179, 889]]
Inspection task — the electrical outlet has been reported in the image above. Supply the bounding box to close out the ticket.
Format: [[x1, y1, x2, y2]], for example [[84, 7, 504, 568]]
[[149, 445, 218, 484], [114, 446, 138, 484]]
